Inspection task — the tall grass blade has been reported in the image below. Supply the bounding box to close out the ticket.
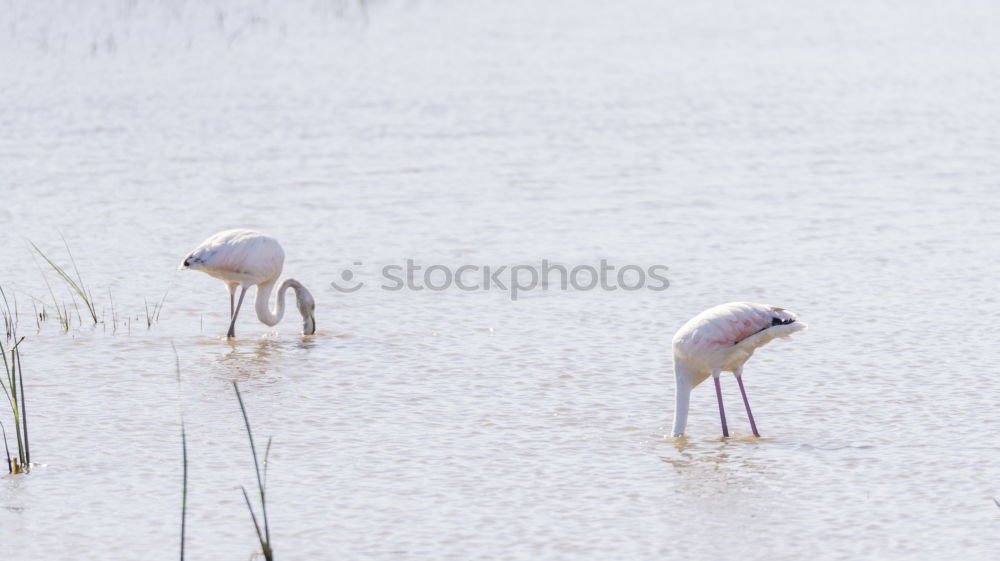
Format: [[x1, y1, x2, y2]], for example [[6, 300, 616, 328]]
[[1, 420, 11, 472], [108, 288, 118, 334], [16, 348, 27, 465], [179, 422, 187, 560], [1, 337, 27, 472], [233, 381, 274, 561], [240, 486, 266, 546], [263, 436, 272, 493], [60, 233, 95, 315], [29, 252, 70, 330], [173, 344, 187, 561], [155, 290, 169, 323], [0, 286, 29, 473], [30, 240, 97, 324]]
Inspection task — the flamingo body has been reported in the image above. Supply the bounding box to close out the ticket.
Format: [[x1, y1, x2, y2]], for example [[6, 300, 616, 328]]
[[671, 302, 806, 437], [180, 229, 316, 337], [182, 229, 285, 286]]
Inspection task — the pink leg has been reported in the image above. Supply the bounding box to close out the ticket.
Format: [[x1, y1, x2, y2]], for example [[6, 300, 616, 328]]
[[736, 376, 760, 437], [713, 376, 729, 437]]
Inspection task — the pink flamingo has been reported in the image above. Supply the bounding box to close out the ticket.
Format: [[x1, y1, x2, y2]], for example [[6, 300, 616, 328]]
[[180, 229, 316, 338], [671, 302, 806, 438]]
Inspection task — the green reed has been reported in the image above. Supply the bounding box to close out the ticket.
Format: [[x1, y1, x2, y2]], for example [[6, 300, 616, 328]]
[[31, 257, 70, 331], [30, 238, 96, 326], [146, 290, 168, 329], [30, 239, 167, 333], [0, 287, 29, 473], [233, 381, 274, 561], [173, 344, 188, 561]]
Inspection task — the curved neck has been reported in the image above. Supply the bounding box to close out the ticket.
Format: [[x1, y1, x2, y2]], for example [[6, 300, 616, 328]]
[[254, 278, 296, 326], [671, 357, 693, 438]]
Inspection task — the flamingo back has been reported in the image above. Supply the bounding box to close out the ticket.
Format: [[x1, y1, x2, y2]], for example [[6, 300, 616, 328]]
[[672, 302, 806, 373], [180, 229, 285, 285]]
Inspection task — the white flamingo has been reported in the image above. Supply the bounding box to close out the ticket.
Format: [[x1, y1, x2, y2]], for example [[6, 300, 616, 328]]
[[179, 229, 316, 338], [671, 302, 806, 438]]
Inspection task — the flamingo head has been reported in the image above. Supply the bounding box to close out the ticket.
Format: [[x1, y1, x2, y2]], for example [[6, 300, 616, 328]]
[[295, 285, 317, 335], [766, 306, 807, 338], [178, 254, 196, 270]]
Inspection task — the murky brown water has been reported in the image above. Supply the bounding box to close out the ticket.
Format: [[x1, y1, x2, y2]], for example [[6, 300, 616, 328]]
[[2, 1, 999, 559]]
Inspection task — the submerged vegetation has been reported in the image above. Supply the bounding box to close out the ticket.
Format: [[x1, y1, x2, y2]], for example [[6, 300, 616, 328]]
[[0, 287, 30, 473]]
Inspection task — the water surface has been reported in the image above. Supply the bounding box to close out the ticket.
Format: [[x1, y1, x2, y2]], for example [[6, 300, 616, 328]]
[[1, 1, 999, 559]]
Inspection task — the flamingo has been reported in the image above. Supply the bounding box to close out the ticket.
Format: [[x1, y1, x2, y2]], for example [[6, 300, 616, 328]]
[[179, 229, 316, 338], [671, 302, 806, 438]]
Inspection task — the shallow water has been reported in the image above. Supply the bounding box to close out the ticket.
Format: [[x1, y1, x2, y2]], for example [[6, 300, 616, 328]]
[[2, 1, 999, 559]]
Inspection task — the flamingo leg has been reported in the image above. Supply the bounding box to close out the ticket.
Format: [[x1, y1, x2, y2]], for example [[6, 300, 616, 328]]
[[713, 375, 729, 437], [227, 286, 248, 338], [736, 375, 760, 437], [228, 283, 238, 319]]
